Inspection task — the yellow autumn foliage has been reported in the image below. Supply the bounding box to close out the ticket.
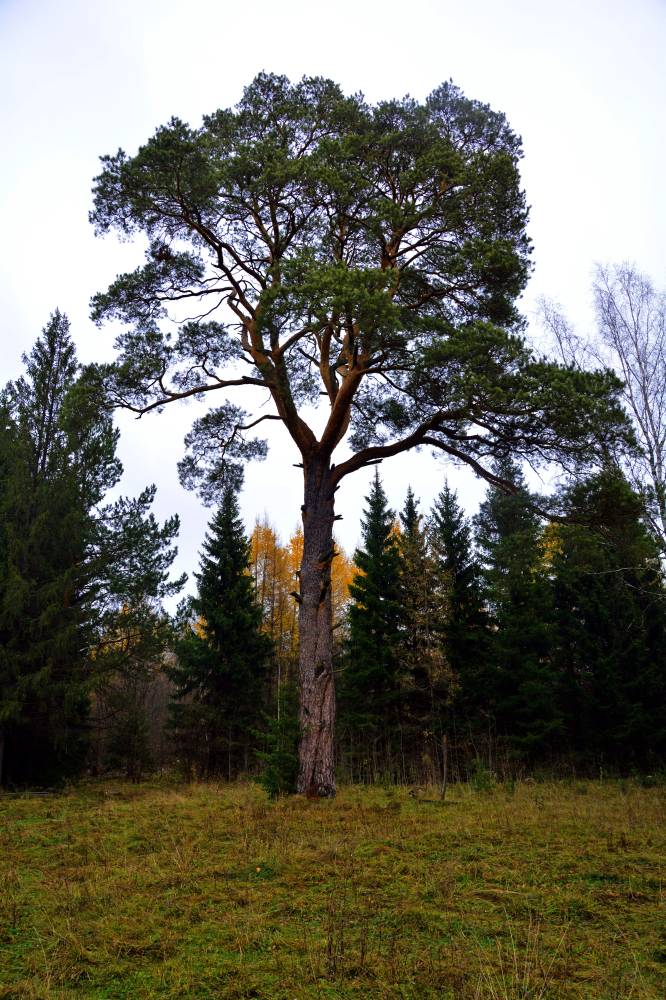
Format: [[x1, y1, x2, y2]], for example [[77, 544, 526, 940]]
[[249, 518, 354, 673]]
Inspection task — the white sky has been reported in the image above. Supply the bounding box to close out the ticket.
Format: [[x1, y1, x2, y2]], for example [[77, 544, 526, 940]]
[[1, 0, 664, 594]]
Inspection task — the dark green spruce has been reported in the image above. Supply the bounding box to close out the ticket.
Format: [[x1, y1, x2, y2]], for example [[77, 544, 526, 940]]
[[0, 313, 120, 785], [397, 487, 450, 755], [0, 312, 183, 787], [428, 482, 490, 731], [550, 470, 666, 769], [341, 471, 404, 779], [169, 485, 271, 779], [475, 457, 559, 760]]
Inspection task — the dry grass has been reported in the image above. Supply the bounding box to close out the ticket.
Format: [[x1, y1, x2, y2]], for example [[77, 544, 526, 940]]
[[0, 778, 664, 997]]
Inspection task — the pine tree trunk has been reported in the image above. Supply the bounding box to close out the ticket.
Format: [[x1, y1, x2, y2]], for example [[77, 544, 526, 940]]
[[297, 457, 336, 797]]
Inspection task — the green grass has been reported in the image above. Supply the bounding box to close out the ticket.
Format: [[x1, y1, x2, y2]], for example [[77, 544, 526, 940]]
[[1, 778, 664, 997]]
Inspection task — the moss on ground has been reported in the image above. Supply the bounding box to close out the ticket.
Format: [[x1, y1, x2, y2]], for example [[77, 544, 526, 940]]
[[0, 779, 664, 997]]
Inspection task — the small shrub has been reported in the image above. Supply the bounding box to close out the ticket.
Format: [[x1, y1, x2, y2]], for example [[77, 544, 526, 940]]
[[469, 756, 495, 793], [638, 771, 666, 789], [256, 682, 299, 798]]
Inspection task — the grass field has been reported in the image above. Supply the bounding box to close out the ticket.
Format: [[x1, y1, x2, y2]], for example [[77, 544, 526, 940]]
[[0, 778, 664, 998]]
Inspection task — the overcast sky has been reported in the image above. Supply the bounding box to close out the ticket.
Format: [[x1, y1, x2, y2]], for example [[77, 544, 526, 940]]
[[1, 0, 664, 593]]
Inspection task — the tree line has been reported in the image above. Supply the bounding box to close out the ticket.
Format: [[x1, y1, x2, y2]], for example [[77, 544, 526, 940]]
[[339, 464, 666, 782], [153, 450, 666, 790], [2, 307, 666, 789]]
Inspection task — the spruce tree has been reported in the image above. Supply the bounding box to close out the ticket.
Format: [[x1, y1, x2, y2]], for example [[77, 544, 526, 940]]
[[0, 312, 182, 787], [428, 482, 489, 727], [169, 485, 271, 779], [0, 313, 120, 785], [475, 457, 559, 760], [341, 470, 403, 776], [550, 470, 666, 768], [0, 405, 18, 783], [397, 487, 449, 749]]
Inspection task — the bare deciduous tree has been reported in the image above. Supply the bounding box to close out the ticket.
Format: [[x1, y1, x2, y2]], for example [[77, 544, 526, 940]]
[[540, 263, 666, 552]]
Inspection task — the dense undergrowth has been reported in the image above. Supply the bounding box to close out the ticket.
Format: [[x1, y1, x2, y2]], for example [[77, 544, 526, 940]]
[[1, 779, 664, 998]]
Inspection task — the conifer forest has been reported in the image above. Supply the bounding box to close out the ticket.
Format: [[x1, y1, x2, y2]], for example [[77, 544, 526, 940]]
[[1, 65, 665, 998], [2, 310, 664, 789]]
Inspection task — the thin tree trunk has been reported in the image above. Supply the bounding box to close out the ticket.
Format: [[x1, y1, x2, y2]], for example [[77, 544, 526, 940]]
[[297, 456, 336, 797], [440, 733, 448, 801]]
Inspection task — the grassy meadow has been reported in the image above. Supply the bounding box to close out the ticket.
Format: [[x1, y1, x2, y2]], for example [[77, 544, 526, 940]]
[[0, 778, 664, 998]]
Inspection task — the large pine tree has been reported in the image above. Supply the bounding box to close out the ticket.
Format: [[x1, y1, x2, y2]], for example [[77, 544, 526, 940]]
[[169, 485, 271, 779]]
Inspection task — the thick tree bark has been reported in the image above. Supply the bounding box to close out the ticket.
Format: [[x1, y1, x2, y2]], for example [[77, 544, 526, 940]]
[[297, 456, 336, 797]]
